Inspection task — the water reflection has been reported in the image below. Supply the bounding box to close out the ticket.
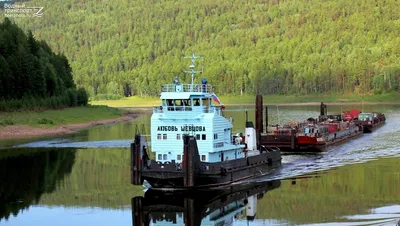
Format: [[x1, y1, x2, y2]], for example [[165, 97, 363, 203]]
[[0, 148, 76, 221], [132, 180, 280, 226], [301, 205, 400, 226]]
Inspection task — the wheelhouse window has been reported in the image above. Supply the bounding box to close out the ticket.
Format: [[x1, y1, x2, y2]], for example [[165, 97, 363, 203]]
[[174, 99, 183, 106], [157, 134, 161, 140], [158, 154, 162, 160], [202, 134, 206, 140], [177, 154, 181, 161], [196, 134, 200, 140], [214, 133, 218, 139], [166, 99, 174, 111], [183, 99, 191, 106], [202, 98, 210, 106], [193, 98, 200, 106], [201, 155, 206, 161], [166, 99, 174, 106], [163, 134, 167, 139], [163, 154, 167, 160], [177, 134, 181, 140]]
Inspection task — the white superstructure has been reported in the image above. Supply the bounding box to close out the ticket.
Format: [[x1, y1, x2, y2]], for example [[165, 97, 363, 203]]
[[150, 52, 245, 163]]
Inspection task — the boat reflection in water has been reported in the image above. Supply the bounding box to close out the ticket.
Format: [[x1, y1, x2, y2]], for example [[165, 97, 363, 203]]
[[131, 180, 280, 226]]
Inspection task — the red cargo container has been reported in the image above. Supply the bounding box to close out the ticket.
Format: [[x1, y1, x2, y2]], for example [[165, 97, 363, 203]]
[[327, 124, 338, 133]]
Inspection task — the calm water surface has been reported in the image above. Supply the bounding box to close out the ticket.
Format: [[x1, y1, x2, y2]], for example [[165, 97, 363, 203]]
[[0, 105, 399, 225]]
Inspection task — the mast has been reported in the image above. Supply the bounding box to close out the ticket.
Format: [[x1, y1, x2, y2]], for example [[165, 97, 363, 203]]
[[184, 51, 203, 86]]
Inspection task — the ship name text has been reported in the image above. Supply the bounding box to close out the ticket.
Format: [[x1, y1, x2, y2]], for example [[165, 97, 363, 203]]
[[157, 125, 206, 132]]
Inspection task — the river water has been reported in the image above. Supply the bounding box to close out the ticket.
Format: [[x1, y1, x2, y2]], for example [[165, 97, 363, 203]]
[[0, 105, 399, 226]]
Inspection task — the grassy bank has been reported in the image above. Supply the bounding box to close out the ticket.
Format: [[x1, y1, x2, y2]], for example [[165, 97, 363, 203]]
[[0, 106, 122, 128], [90, 92, 400, 108]]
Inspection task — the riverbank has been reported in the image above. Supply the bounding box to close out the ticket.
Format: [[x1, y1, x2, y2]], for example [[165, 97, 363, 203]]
[[90, 92, 400, 107], [0, 106, 137, 140]]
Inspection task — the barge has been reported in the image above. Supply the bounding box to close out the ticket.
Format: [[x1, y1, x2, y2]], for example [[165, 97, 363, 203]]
[[260, 102, 364, 152], [130, 53, 281, 189], [132, 180, 280, 226], [354, 112, 386, 133]]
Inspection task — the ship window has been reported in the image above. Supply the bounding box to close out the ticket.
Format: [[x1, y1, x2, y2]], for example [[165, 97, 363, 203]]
[[166, 99, 173, 106], [163, 154, 167, 160], [177, 154, 181, 161], [174, 99, 183, 106], [163, 134, 167, 139], [202, 98, 209, 106], [202, 134, 206, 140], [193, 98, 200, 106], [201, 155, 206, 161], [214, 133, 218, 139], [196, 134, 200, 140], [158, 154, 162, 160], [157, 134, 161, 140], [183, 99, 191, 106], [177, 134, 181, 140]]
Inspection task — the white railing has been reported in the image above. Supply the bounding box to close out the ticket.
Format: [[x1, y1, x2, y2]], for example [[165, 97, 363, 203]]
[[153, 106, 222, 115], [161, 84, 213, 93]]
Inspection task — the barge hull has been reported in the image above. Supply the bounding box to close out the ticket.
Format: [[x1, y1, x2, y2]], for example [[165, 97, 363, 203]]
[[260, 129, 363, 152], [357, 121, 385, 133]]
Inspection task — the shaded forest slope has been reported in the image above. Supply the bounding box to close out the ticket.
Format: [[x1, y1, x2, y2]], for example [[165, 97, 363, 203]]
[[8, 0, 400, 97]]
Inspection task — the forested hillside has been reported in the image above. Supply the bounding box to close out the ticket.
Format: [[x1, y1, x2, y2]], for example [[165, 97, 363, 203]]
[[7, 0, 400, 98], [0, 18, 88, 111]]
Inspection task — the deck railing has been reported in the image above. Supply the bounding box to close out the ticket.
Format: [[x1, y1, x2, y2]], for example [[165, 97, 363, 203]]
[[161, 84, 213, 93], [153, 105, 222, 115]]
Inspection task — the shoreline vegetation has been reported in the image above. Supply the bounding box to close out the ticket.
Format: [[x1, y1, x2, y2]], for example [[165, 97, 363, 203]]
[[91, 92, 400, 108], [1, 92, 398, 140], [0, 106, 136, 140]]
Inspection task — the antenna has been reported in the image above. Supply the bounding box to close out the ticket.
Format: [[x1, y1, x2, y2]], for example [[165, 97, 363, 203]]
[[276, 105, 280, 125], [362, 99, 364, 112], [184, 51, 203, 86], [341, 101, 343, 114]]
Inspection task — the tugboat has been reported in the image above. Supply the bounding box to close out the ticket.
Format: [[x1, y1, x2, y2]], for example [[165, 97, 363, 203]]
[[130, 52, 281, 189], [131, 180, 280, 226]]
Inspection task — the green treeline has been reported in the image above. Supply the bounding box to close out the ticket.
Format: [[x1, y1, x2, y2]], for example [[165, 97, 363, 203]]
[[0, 148, 76, 221], [0, 18, 88, 111], [7, 0, 400, 98]]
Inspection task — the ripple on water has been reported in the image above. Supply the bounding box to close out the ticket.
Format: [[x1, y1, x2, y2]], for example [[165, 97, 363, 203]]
[[264, 123, 400, 181], [298, 205, 400, 226], [14, 139, 132, 148]]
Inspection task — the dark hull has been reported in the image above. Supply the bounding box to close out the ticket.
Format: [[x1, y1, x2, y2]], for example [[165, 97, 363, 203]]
[[131, 135, 281, 190], [362, 121, 385, 133], [141, 152, 281, 190]]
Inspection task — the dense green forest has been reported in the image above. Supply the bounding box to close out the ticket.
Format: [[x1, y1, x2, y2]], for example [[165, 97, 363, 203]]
[[6, 0, 399, 98], [0, 18, 87, 111]]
